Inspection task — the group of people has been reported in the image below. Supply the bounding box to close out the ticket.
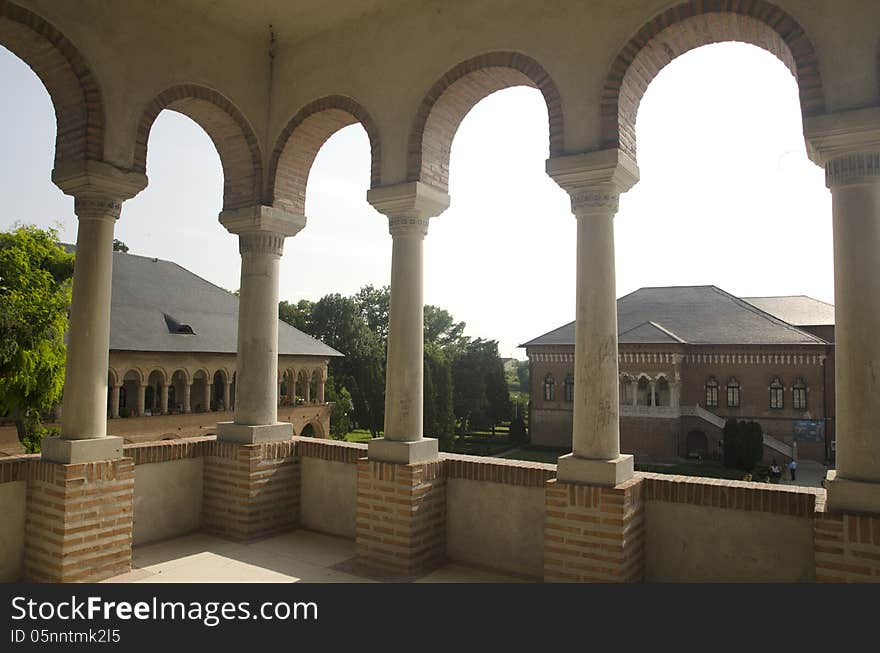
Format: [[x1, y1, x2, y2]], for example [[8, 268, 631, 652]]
[[768, 458, 798, 483]]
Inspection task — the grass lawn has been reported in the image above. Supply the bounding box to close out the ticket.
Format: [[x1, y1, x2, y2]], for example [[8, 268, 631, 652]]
[[343, 429, 376, 443]]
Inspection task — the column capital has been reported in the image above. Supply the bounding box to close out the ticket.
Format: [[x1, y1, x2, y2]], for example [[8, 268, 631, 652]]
[[219, 204, 306, 238], [804, 107, 880, 188], [546, 148, 639, 216], [367, 181, 450, 237], [52, 160, 148, 221]]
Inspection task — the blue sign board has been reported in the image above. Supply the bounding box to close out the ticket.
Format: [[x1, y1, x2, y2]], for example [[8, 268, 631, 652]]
[[793, 420, 824, 442]]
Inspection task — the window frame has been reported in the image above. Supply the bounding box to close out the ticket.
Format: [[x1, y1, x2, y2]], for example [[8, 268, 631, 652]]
[[705, 377, 719, 408], [543, 374, 555, 402], [792, 378, 807, 410], [564, 375, 574, 402], [726, 377, 741, 408], [769, 377, 784, 410]]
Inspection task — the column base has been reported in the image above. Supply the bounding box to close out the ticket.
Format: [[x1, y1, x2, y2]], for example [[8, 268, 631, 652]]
[[556, 453, 634, 487], [367, 437, 438, 464], [25, 457, 134, 582], [41, 435, 123, 463], [216, 422, 293, 444], [356, 457, 446, 577], [825, 470, 880, 514], [544, 476, 645, 582], [203, 439, 299, 540]]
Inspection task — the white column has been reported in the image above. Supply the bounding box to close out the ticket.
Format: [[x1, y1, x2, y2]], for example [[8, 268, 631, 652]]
[[223, 381, 231, 412], [216, 206, 305, 443], [649, 381, 656, 407], [204, 381, 212, 412], [317, 369, 326, 403], [160, 384, 169, 415], [42, 162, 147, 463], [303, 372, 311, 403], [182, 383, 191, 414], [548, 150, 639, 486], [631, 381, 638, 407], [110, 385, 121, 419], [806, 107, 880, 513], [136, 383, 147, 417], [366, 181, 449, 464]]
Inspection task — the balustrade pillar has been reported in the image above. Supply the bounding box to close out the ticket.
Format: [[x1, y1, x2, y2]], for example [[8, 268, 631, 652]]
[[216, 205, 305, 443], [547, 150, 639, 486], [806, 107, 880, 513], [365, 182, 449, 463], [41, 161, 146, 463]]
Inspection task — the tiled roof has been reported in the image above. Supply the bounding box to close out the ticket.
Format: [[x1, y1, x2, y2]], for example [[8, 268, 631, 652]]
[[742, 295, 835, 327], [521, 286, 829, 348], [80, 249, 342, 357]]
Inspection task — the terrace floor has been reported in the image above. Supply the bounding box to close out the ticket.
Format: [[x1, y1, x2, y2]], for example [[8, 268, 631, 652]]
[[103, 530, 528, 583]]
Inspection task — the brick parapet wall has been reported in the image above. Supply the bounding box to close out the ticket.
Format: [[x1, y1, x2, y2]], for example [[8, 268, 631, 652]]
[[295, 437, 366, 464], [638, 472, 821, 518], [356, 459, 446, 577], [203, 440, 300, 541], [814, 510, 880, 582], [123, 436, 216, 464], [24, 458, 134, 582], [442, 453, 556, 487], [544, 476, 646, 582]]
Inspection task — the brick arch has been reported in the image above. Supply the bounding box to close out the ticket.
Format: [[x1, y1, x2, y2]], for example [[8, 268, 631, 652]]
[[268, 95, 381, 213], [146, 367, 168, 385], [0, 1, 104, 164], [601, 0, 825, 159], [407, 51, 564, 191], [134, 85, 262, 211]]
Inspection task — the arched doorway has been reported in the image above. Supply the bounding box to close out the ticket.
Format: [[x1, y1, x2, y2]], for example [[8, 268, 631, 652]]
[[686, 430, 709, 458]]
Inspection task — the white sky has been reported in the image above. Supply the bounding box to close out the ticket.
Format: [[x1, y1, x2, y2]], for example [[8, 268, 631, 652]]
[[0, 42, 833, 360]]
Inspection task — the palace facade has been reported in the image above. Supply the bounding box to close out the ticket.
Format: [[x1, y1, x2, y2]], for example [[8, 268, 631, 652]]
[[523, 286, 835, 464]]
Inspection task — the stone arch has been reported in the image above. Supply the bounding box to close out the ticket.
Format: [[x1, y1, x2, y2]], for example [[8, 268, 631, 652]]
[[134, 85, 262, 211], [170, 368, 191, 385], [122, 367, 145, 386], [0, 2, 104, 164], [107, 367, 120, 387], [267, 95, 381, 213], [299, 421, 325, 439], [146, 367, 168, 386], [407, 51, 564, 191], [600, 0, 826, 158]]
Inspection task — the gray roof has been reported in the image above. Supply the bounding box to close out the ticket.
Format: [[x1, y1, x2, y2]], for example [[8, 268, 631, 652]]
[[102, 250, 341, 357], [521, 286, 829, 348], [742, 295, 835, 327]]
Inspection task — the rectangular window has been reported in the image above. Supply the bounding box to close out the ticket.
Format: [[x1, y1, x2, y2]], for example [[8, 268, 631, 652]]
[[793, 387, 807, 410], [770, 387, 784, 409], [706, 386, 718, 408], [727, 386, 740, 407]]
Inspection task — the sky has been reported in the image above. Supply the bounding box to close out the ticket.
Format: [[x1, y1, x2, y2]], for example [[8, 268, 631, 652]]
[[0, 42, 833, 360]]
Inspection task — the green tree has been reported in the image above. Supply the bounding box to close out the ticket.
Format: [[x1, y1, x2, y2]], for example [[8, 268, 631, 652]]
[[424, 343, 455, 450], [515, 360, 530, 393], [112, 239, 129, 253], [309, 294, 386, 435], [451, 338, 509, 432], [324, 378, 354, 439], [353, 285, 390, 349], [0, 225, 75, 451], [723, 419, 764, 471], [424, 304, 468, 351], [278, 298, 314, 333]]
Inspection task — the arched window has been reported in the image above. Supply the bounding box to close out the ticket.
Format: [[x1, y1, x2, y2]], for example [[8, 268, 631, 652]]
[[792, 378, 807, 410], [770, 377, 784, 409], [564, 375, 574, 402], [620, 377, 633, 405], [543, 374, 555, 402], [726, 378, 741, 408], [705, 377, 718, 408]]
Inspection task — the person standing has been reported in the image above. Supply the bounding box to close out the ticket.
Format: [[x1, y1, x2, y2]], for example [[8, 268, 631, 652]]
[[789, 458, 798, 481]]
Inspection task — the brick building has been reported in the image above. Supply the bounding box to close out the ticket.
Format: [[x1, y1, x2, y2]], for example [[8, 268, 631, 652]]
[[523, 286, 835, 464], [99, 249, 341, 437]]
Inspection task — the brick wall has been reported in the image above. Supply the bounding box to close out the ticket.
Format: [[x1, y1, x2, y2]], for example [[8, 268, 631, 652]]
[[356, 459, 446, 577], [544, 477, 645, 582], [814, 511, 880, 581], [24, 459, 134, 582], [202, 440, 299, 541]]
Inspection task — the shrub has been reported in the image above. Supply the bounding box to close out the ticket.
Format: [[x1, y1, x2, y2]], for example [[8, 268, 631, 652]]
[[722, 419, 764, 471]]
